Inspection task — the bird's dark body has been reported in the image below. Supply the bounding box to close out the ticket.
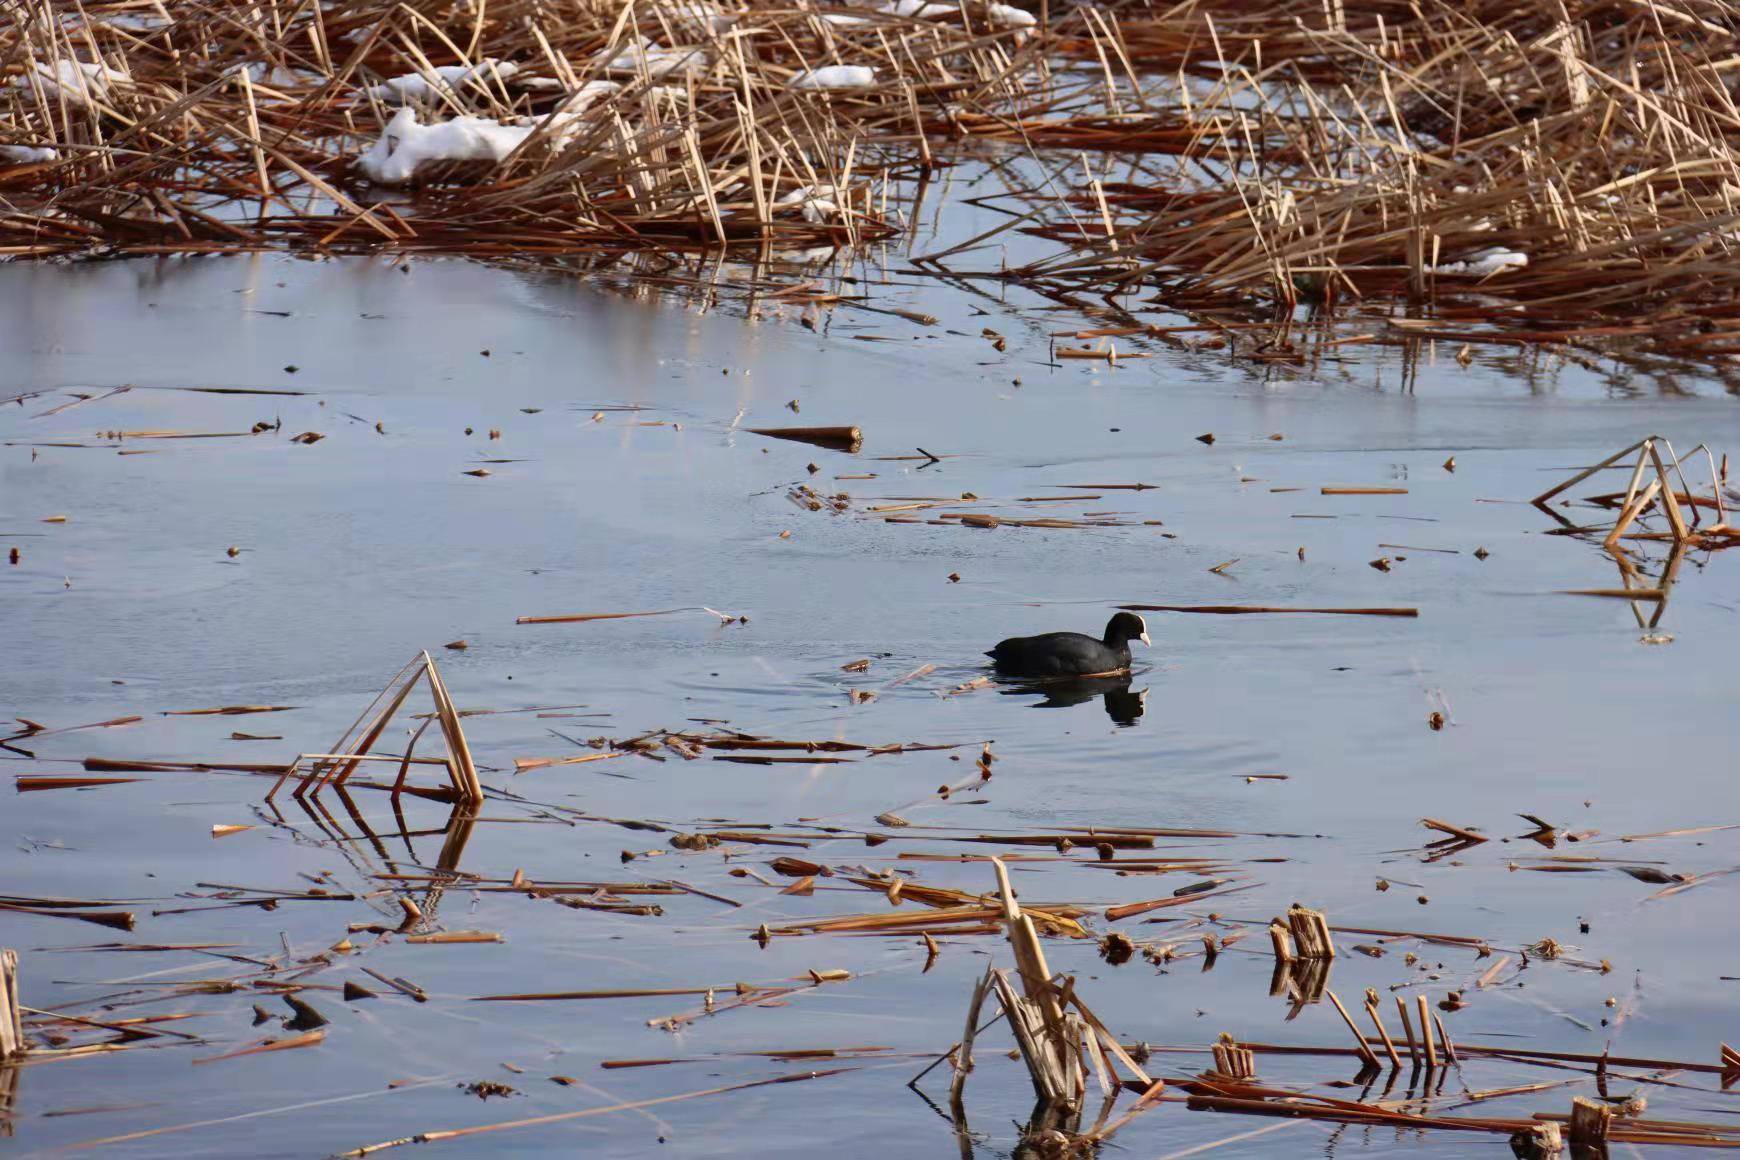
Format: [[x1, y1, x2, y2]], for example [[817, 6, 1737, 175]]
[[986, 613, 1150, 678], [986, 631, 1131, 678]]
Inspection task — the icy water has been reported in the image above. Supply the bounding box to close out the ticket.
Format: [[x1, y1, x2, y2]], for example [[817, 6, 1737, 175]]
[[3, 232, 1740, 1157]]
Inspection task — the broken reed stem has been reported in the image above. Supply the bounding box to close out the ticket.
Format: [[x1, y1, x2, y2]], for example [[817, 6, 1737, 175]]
[[949, 966, 994, 1106], [1432, 1013, 1457, 1067], [0, 949, 22, 1059], [1365, 1000, 1401, 1070], [1325, 990, 1380, 1070], [1396, 995, 1418, 1066], [1416, 995, 1438, 1069], [988, 858, 1085, 1108], [422, 651, 483, 806]]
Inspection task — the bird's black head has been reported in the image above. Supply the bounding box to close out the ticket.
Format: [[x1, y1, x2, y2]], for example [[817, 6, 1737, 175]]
[[1103, 612, 1151, 648]]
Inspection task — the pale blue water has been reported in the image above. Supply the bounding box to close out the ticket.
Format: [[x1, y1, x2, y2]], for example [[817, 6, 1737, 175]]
[[2, 228, 1738, 1157]]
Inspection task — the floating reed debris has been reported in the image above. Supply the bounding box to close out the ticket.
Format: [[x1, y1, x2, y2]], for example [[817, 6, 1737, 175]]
[[516, 607, 741, 625], [1120, 605, 1418, 618], [0, 901, 135, 931], [192, 1029, 325, 1065], [405, 930, 502, 945], [16, 776, 145, 792], [748, 426, 864, 452], [1422, 818, 1488, 845]]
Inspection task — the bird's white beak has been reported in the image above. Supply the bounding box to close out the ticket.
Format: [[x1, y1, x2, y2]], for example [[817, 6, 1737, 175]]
[[1138, 631, 1151, 647]]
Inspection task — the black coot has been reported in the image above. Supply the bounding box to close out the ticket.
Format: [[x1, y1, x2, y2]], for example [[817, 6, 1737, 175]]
[[985, 612, 1150, 678]]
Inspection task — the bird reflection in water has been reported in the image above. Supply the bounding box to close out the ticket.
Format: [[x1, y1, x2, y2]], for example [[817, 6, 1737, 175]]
[[999, 673, 1148, 726]]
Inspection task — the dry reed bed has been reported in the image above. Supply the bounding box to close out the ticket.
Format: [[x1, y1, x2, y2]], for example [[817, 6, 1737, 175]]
[[0, 0, 1063, 255], [14, 0, 1740, 363], [1002, 0, 1740, 356]]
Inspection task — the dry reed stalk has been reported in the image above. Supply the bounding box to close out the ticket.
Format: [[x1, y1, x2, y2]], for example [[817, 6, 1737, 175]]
[[266, 654, 480, 806], [774, 907, 1035, 936], [1177, 1089, 1534, 1136], [1364, 999, 1401, 1069], [516, 607, 739, 625], [422, 652, 482, 804], [1432, 1013, 1457, 1067], [1475, 956, 1513, 988], [1395, 995, 1418, 1066], [1325, 991, 1381, 1069], [1104, 881, 1252, 921], [15, 776, 146, 792], [405, 930, 501, 944], [949, 966, 995, 1106], [1232, 1037, 1732, 1075], [192, 1028, 325, 1064], [1320, 487, 1408, 496], [988, 858, 1086, 1108], [1534, 437, 1725, 548], [1417, 995, 1438, 1069], [513, 751, 626, 771]]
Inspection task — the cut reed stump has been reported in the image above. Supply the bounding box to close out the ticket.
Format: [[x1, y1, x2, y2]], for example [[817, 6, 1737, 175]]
[[1511, 1122, 1564, 1159], [1286, 904, 1335, 960], [1, 949, 23, 1059], [1568, 1096, 1613, 1159], [1268, 918, 1296, 963], [1210, 1032, 1255, 1080]]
